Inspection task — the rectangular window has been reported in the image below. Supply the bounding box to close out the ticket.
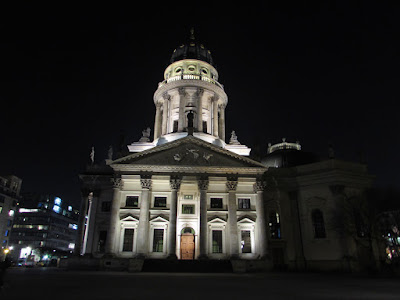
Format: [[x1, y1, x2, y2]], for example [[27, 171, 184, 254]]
[[182, 204, 195, 214], [202, 121, 207, 133], [241, 230, 252, 253], [125, 196, 139, 208], [153, 229, 164, 252], [154, 197, 167, 208], [210, 198, 223, 209], [98, 231, 107, 252], [122, 228, 134, 252], [173, 120, 178, 132], [238, 198, 251, 209], [101, 201, 111, 212], [212, 230, 223, 253]]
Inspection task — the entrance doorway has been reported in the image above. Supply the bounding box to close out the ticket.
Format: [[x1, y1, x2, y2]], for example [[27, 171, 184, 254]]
[[180, 227, 195, 260]]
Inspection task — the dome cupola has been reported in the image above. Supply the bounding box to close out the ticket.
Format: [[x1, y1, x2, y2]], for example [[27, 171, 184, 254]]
[[170, 28, 215, 67]]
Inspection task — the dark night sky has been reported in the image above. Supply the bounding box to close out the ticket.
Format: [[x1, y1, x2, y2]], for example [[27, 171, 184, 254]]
[[2, 3, 399, 207]]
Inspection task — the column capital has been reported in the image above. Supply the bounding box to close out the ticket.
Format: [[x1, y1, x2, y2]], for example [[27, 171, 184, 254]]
[[254, 180, 266, 193], [178, 87, 187, 96], [196, 87, 204, 97], [111, 176, 123, 190], [162, 92, 171, 101], [211, 94, 219, 102], [197, 176, 209, 191], [170, 176, 182, 190], [140, 174, 152, 190], [226, 176, 238, 191]]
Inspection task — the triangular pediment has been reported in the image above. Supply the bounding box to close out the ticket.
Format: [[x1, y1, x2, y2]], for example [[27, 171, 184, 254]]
[[111, 136, 266, 172], [208, 216, 227, 224], [120, 215, 139, 222], [150, 216, 169, 223], [237, 216, 256, 224]]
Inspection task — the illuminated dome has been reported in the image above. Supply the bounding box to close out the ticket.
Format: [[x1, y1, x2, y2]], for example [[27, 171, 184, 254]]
[[170, 28, 215, 67]]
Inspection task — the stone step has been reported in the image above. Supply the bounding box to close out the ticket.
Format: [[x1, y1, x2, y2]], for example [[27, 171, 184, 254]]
[[142, 259, 233, 273]]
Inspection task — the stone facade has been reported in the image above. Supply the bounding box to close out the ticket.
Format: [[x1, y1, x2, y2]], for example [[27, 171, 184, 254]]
[[76, 34, 375, 272]]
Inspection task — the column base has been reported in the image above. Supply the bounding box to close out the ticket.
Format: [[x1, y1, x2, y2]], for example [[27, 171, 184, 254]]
[[167, 254, 178, 260], [197, 254, 209, 260]]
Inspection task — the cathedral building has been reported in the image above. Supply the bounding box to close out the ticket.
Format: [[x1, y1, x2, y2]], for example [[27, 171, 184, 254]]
[[75, 32, 376, 272]]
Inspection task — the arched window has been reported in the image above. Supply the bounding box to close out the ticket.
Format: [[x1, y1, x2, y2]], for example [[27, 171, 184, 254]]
[[311, 209, 326, 238], [269, 211, 281, 239]]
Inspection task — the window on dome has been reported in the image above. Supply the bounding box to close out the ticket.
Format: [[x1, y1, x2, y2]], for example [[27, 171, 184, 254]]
[[188, 65, 196, 72], [201, 68, 208, 75], [175, 67, 182, 73]]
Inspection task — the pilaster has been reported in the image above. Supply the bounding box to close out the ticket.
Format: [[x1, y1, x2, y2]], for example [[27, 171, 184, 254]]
[[168, 176, 182, 259], [254, 180, 268, 258], [178, 87, 186, 132], [198, 177, 209, 259], [212, 95, 219, 137], [137, 175, 152, 256], [226, 177, 239, 257], [154, 102, 162, 140], [105, 177, 124, 254]]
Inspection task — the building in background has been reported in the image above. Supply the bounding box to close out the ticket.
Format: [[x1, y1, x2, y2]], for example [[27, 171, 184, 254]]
[[9, 193, 79, 265], [0, 175, 22, 256]]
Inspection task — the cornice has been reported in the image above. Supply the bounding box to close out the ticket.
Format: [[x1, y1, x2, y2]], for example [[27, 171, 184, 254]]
[[111, 164, 266, 175], [154, 79, 228, 104], [112, 135, 265, 168]]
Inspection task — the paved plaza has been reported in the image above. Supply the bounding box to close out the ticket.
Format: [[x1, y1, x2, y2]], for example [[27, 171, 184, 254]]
[[1, 267, 399, 299]]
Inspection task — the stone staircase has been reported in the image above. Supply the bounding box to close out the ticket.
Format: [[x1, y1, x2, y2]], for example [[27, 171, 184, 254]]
[[142, 259, 233, 273]]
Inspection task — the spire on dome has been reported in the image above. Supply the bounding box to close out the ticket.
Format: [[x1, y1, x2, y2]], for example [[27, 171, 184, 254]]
[[189, 27, 195, 40]]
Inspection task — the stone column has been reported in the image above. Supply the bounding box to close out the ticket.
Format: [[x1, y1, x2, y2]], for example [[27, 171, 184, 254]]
[[198, 177, 209, 259], [197, 88, 204, 132], [254, 180, 268, 258], [219, 104, 226, 142], [105, 178, 123, 254], [75, 190, 91, 256], [226, 178, 239, 257], [212, 96, 219, 137], [168, 176, 181, 259], [161, 93, 170, 135], [178, 87, 186, 132], [153, 102, 162, 140], [136, 175, 152, 256]]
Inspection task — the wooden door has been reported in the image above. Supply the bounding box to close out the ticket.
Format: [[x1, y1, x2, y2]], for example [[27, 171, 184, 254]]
[[180, 233, 195, 260]]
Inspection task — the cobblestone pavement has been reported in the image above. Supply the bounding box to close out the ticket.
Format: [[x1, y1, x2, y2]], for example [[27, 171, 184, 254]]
[[2, 267, 399, 299]]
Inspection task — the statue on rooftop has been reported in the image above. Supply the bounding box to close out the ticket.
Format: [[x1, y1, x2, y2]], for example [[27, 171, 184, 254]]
[[229, 130, 241, 145]]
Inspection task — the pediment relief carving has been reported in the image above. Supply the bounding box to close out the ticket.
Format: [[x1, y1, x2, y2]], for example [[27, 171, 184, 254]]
[[115, 138, 264, 168]]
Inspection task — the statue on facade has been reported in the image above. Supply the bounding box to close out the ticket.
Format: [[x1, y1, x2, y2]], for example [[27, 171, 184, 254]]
[[139, 127, 151, 142], [229, 130, 241, 145], [90, 147, 95, 165], [107, 145, 113, 161]]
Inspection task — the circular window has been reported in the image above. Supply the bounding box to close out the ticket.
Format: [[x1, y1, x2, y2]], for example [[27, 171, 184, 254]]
[[188, 65, 196, 72], [201, 68, 208, 75], [175, 67, 182, 73]]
